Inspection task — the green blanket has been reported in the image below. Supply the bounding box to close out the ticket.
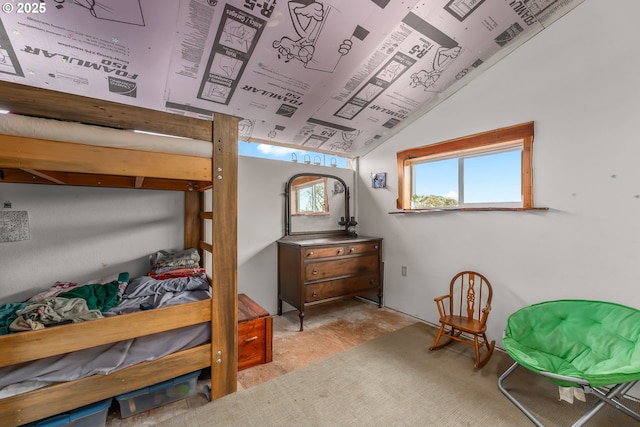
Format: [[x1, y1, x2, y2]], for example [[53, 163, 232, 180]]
[[58, 281, 120, 312], [58, 272, 129, 312]]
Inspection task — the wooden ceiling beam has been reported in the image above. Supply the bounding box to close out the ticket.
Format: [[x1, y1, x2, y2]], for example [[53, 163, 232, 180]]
[[0, 81, 212, 141], [1, 168, 209, 191], [0, 134, 211, 181], [20, 168, 66, 185]]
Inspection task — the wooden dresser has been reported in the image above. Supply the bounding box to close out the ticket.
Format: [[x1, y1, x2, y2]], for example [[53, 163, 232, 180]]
[[277, 235, 383, 331], [238, 293, 273, 371]]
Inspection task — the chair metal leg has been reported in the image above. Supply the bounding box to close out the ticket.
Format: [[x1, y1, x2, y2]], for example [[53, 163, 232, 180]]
[[571, 381, 640, 427], [498, 362, 545, 427], [499, 362, 640, 427]]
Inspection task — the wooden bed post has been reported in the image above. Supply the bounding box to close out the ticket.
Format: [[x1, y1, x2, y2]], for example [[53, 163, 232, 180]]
[[184, 191, 202, 258], [210, 113, 239, 398]]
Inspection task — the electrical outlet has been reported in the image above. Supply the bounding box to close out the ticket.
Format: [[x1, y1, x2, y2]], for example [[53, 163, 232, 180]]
[[401, 266, 407, 276], [3, 201, 11, 209]]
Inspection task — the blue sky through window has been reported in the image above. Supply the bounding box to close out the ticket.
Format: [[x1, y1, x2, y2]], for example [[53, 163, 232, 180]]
[[413, 150, 521, 203], [414, 158, 458, 200], [464, 151, 521, 203], [239, 141, 349, 168]]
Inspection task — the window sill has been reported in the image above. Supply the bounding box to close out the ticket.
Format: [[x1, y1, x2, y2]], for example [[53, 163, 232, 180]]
[[389, 207, 548, 214]]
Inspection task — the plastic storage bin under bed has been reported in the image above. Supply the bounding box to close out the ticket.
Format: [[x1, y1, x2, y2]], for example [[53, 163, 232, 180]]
[[115, 370, 201, 418], [27, 398, 112, 427]]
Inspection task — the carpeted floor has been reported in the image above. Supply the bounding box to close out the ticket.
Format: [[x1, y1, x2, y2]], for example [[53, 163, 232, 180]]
[[106, 299, 417, 425], [158, 322, 640, 427]]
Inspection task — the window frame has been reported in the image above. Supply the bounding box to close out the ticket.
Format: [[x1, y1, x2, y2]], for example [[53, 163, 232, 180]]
[[396, 122, 535, 211]]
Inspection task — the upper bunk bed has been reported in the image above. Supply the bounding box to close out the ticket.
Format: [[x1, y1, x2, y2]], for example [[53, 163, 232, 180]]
[[0, 81, 239, 425]]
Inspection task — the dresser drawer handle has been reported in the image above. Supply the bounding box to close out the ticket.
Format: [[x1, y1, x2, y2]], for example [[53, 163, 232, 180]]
[[349, 247, 355, 253], [307, 251, 314, 257], [244, 336, 258, 343], [312, 268, 318, 275], [337, 248, 343, 254], [374, 245, 379, 249], [312, 290, 318, 297]]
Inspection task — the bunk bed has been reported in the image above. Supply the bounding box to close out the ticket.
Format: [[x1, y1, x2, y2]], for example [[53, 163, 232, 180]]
[[0, 81, 239, 426]]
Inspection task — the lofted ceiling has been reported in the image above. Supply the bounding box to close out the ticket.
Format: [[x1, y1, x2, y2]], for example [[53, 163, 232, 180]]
[[0, 0, 583, 158]]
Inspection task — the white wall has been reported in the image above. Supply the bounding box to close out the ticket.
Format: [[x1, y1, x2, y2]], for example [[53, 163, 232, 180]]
[[357, 0, 640, 344], [237, 156, 355, 313], [0, 157, 354, 315], [0, 185, 184, 303]]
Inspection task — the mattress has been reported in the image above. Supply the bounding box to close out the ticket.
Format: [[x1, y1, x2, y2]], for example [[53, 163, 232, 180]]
[[0, 113, 212, 158]]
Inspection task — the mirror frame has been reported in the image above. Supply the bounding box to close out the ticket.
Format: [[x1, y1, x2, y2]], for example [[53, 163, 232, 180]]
[[284, 173, 350, 236]]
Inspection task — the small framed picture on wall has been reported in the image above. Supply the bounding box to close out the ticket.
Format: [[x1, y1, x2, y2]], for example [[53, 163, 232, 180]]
[[371, 172, 386, 188]]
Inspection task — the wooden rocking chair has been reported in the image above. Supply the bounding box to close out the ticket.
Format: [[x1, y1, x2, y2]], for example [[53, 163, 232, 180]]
[[429, 271, 495, 368]]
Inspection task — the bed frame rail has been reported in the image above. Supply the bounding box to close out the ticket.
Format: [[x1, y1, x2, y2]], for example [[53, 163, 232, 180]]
[[1, 344, 212, 426], [0, 299, 211, 367]]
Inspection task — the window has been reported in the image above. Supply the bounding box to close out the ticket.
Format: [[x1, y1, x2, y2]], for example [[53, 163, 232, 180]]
[[292, 177, 329, 215], [397, 122, 535, 211], [238, 141, 350, 169]]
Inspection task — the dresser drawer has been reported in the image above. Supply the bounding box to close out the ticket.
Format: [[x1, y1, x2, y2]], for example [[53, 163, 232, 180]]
[[306, 274, 380, 302], [304, 246, 346, 259], [303, 242, 380, 259], [346, 242, 381, 255], [305, 254, 379, 281]]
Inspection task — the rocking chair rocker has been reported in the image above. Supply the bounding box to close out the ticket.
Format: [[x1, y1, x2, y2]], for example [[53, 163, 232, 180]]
[[429, 271, 495, 368]]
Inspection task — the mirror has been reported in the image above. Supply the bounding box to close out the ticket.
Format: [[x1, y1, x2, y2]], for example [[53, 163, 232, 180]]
[[284, 173, 350, 236]]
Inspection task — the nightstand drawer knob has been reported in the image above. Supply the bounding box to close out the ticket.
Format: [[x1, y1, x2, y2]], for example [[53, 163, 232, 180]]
[[244, 336, 258, 343], [308, 251, 314, 256], [312, 291, 318, 297], [337, 248, 343, 254], [312, 269, 318, 275]]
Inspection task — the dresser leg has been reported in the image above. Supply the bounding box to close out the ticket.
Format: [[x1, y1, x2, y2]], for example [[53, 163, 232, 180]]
[[298, 311, 304, 332], [377, 290, 383, 308], [277, 298, 282, 315]]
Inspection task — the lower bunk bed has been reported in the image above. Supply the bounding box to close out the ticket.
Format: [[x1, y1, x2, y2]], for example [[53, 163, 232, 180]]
[[0, 252, 214, 426]]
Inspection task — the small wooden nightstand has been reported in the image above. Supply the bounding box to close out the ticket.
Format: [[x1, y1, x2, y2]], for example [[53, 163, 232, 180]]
[[238, 293, 273, 371]]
